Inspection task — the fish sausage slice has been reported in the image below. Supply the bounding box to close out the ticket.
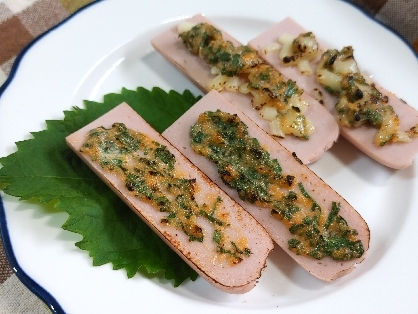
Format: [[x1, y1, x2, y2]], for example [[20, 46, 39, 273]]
[[162, 90, 370, 281], [248, 17, 418, 169], [66, 103, 273, 294], [151, 14, 339, 164]]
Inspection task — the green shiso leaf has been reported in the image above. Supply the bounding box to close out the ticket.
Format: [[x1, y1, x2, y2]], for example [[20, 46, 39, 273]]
[[0, 87, 201, 286]]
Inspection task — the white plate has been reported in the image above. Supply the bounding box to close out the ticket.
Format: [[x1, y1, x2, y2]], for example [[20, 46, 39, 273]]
[[1, 0, 417, 313]]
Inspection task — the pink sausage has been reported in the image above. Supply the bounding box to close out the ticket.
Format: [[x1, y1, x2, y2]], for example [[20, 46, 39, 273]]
[[162, 90, 370, 281], [151, 14, 339, 164], [66, 103, 273, 294], [248, 17, 418, 169]]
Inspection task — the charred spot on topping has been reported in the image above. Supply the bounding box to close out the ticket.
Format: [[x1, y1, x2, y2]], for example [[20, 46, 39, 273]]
[[283, 55, 296, 63], [297, 43, 306, 53], [250, 147, 263, 159], [286, 175, 295, 186], [231, 257, 243, 264], [183, 224, 204, 242], [327, 54, 337, 66], [262, 87, 274, 98], [407, 124, 418, 138], [126, 181, 135, 191], [354, 88, 363, 100]]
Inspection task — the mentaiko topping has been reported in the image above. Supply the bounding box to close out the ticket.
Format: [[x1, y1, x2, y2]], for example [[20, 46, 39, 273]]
[[179, 22, 314, 140], [316, 46, 418, 146], [190, 110, 364, 261], [80, 122, 251, 264]]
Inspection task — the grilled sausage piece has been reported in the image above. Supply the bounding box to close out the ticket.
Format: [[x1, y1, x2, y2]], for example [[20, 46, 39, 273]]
[[248, 17, 418, 169], [163, 90, 370, 281]]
